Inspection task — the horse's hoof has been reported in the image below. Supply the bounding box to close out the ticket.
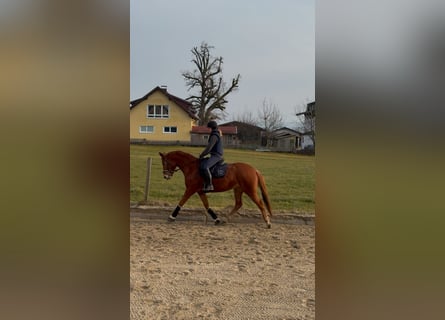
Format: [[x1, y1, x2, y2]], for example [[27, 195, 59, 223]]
[[267, 223, 271, 229], [168, 216, 176, 222], [214, 219, 225, 225]]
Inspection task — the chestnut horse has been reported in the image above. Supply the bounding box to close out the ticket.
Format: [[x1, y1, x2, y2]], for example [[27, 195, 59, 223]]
[[159, 151, 273, 228]]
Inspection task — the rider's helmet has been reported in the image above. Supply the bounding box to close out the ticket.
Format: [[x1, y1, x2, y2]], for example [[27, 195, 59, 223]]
[[207, 120, 218, 129]]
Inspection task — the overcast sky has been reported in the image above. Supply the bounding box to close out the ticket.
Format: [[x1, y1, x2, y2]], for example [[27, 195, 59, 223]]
[[131, 0, 314, 127]]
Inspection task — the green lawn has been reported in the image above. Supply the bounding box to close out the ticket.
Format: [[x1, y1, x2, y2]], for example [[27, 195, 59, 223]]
[[130, 145, 315, 214]]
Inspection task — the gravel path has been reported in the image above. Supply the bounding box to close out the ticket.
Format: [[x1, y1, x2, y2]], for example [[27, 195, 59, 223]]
[[130, 209, 315, 320]]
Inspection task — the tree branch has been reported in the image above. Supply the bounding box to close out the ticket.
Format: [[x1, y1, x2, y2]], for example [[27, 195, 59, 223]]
[[182, 42, 241, 124]]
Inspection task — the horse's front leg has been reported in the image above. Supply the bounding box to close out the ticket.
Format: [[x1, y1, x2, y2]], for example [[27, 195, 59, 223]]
[[198, 192, 222, 225], [167, 188, 195, 222]]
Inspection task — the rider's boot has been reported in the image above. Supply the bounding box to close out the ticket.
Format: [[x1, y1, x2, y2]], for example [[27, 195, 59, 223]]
[[202, 168, 214, 192]]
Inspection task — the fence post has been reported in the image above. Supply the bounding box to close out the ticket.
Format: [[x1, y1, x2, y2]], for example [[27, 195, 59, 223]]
[[143, 157, 152, 203]]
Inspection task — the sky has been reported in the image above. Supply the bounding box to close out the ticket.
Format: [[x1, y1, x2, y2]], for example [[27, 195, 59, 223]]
[[131, 0, 314, 128]]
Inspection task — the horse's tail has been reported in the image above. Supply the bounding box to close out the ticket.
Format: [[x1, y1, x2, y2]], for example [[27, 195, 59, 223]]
[[256, 170, 272, 217]]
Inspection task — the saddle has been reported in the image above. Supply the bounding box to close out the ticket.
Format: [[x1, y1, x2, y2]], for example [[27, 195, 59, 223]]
[[199, 159, 228, 178]]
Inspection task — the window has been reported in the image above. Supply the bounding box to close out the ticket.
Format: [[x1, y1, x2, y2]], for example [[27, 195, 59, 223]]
[[163, 126, 177, 133], [147, 105, 169, 118], [139, 125, 154, 133]]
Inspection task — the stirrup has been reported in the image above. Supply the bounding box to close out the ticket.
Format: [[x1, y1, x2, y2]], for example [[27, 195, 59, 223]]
[[202, 185, 214, 192]]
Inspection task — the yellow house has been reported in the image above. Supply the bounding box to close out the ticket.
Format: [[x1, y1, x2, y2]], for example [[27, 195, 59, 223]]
[[130, 86, 198, 144]]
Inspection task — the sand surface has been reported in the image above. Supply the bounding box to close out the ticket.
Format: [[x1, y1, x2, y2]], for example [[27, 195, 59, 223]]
[[130, 209, 315, 320]]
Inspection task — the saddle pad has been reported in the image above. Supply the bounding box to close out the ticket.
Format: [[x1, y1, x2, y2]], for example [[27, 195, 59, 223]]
[[211, 163, 228, 178], [199, 158, 227, 178]]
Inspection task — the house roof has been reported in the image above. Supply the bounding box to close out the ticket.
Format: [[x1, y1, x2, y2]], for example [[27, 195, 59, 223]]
[[220, 121, 264, 131], [271, 127, 302, 139], [296, 101, 315, 117], [130, 86, 198, 120], [273, 127, 301, 134], [191, 126, 238, 135]]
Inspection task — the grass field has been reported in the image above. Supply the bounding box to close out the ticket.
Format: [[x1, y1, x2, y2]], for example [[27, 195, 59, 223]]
[[130, 145, 315, 214]]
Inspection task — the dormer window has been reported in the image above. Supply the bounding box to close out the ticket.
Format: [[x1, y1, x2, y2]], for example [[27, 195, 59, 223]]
[[147, 105, 169, 118]]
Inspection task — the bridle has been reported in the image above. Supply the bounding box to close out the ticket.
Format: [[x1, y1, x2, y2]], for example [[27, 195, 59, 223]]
[[162, 158, 180, 177]]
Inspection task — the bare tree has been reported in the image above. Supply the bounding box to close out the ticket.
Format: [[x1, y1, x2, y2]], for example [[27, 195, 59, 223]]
[[182, 42, 241, 125], [232, 109, 259, 126], [258, 98, 284, 147]]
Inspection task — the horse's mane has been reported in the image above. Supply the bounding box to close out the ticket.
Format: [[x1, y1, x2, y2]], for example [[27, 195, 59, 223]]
[[167, 150, 198, 162]]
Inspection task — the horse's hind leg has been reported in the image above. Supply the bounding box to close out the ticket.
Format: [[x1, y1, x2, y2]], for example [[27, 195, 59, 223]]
[[245, 189, 271, 228], [227, 188, 243, 223]]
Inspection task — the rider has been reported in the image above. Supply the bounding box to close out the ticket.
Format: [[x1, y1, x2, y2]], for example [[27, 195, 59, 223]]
[[199, 120, 223, 192]]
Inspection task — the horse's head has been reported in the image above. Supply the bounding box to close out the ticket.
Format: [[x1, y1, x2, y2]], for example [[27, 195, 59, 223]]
[[159, 152, 178, 180]]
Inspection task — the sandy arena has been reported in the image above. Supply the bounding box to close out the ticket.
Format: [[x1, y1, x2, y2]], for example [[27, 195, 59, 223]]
[[130, 208, 315, 320]]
